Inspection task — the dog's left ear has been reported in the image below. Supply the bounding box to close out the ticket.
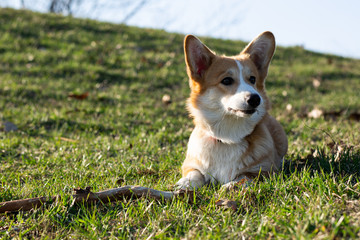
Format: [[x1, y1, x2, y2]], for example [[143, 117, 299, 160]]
[[242, 31, 275, 80]]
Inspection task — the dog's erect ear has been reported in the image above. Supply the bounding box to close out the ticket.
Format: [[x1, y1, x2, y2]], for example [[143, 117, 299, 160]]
[[184, 35, 215, 81], [242, 31, 275, 80]]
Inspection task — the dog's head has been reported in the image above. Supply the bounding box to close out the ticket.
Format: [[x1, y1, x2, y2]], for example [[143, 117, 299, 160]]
[[184, 32, 276, 142]]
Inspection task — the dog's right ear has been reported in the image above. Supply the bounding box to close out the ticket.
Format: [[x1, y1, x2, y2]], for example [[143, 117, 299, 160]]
[[184, 35, 215, 81], [241, 31, 275, 80]]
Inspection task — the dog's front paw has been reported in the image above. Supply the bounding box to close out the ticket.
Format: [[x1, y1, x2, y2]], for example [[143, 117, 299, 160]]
[[176, 176, 205, 190], [176, 177, 197, 190], [175, 170, 205, 190], [176, 177, 190, 189], [220, 176, 252, 192]]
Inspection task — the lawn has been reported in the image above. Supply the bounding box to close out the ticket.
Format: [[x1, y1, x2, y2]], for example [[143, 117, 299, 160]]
[[1, 8, 360, 239]]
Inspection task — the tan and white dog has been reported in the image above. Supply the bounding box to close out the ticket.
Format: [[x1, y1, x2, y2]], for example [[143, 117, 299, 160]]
[[176, 31, 288, 189]]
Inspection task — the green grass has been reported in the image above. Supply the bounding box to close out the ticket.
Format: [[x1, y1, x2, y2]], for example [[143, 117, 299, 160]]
[[1, 8, 360, 239]]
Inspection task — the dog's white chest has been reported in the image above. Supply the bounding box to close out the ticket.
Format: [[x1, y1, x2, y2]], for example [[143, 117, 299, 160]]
[[187, 128, 249, 184]]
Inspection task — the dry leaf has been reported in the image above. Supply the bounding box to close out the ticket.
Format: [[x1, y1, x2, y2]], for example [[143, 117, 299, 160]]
[[215, 199, 238, 211], [137, 169, 157, 176], [27, 54, 34, 61], [323, 111, 342, 120], [327, 141, 350, 162], [59, 137, 77, 143], [327, 141, 336, 150], [286, 104, 292, 112], [312, 78, 321, 88], [116, 178, 125, 185], [162, 94, 172, 105], [349, 112, 360, 121], [308, 108, 323, 119], [334, 145, 344, 162], [157, 62, 165, 68], [68, 92, 89, 100], [140, 56, 147, 63]]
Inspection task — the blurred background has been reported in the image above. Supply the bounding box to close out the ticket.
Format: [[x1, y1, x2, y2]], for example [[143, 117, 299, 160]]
[[1, 0, 359, 59]]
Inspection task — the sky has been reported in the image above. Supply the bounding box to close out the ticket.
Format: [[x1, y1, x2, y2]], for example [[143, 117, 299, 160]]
[[2, 0, 360, 59]]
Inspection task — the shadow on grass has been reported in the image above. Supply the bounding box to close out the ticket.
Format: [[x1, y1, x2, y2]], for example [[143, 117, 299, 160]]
[[0, 87, 68, 109], [318, 71, 360, 81], [26, 118, 116, 137], [283, 147, 360, 179], [94, 69, 136, 85]]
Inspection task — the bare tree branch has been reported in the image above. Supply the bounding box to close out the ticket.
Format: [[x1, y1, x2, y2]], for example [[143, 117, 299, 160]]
[[0, 186, 192, 213], [122, 0, 147, 23], [48, 0, 82, 15]]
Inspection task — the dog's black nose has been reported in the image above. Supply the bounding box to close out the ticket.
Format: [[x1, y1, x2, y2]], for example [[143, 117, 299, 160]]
[[246, 94, 261, 108]]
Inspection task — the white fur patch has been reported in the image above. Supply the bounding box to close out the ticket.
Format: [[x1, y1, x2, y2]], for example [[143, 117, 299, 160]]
[[235, 61, 258, 94], [221, 60, 263, 114], [186, 126, 249, 184]]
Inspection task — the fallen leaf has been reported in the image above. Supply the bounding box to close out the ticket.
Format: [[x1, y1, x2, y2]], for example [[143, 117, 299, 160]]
[[162, 94, 172, 105], [334, 145, 344, 162], [164, 60, 173, 67], [297, 106, 309, 118], [215, 199, 238, 211], [116, 178, 125, 185], [312, 148, 320, 158], [68, 92, 89, 100], [137, 169, 157, 176], [177, 189, 196, 204], [349, 112, 360, 121], [65, 108, 81, 114], [140, 56, 147, 63], [323, 111, 343, 121], [27, 54, 34, 62], [327, 141, 336, 150], [286, 104, 292, 112], [59, 137, 77, 143], [312, 78, 321, 88], [308, 108, 323, 119], [300, 109, 360, 121], [237, 178, 251, 186]]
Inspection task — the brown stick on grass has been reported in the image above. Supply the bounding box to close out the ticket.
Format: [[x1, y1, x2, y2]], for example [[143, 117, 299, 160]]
[[0, 186, 191, 213]]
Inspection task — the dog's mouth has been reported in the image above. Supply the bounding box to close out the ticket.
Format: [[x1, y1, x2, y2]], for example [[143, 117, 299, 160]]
[[228, 107, 256, 115]]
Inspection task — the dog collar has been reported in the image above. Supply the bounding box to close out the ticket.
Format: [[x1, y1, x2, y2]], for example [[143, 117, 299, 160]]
[[209, 135, 223, 143]]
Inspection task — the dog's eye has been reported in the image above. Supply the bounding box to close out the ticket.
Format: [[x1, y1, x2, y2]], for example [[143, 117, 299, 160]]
[[221, 77, 234, 86], [249, 76, 256, 84]]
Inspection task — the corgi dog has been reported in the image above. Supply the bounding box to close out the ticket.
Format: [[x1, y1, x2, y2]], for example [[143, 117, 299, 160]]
[[176, 31, 288, 189]]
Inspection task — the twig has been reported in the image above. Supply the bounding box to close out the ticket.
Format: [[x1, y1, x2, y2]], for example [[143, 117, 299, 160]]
[[303, 122, 336, 145], [0, 185, 190, 213]]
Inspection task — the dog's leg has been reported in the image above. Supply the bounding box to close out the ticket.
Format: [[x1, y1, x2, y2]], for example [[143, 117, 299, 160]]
[[220, 175, 253, 191], [176, 169, 205, 190]]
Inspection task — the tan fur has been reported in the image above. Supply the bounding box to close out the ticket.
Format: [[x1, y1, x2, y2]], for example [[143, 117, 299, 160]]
[[177, 32, 288, 189]]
